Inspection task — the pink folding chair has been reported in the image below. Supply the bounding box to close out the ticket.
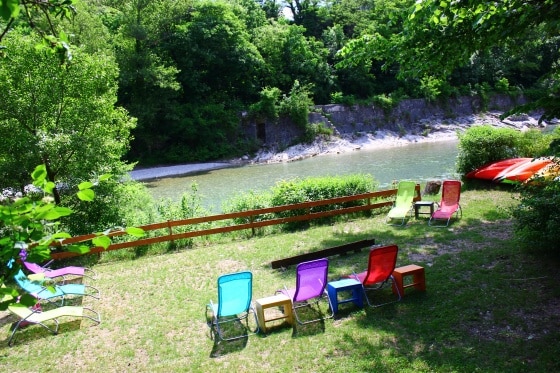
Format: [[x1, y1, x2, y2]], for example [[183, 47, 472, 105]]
[[429, 180, 462, 227], [278, 258, 333, 324], [23, 261, 97, 282], [348, 245, 401, 307]]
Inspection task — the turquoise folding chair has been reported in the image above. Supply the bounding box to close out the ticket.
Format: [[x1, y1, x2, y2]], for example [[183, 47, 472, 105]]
[[205, 271, 258, 341], [14, 270, 100, 306]]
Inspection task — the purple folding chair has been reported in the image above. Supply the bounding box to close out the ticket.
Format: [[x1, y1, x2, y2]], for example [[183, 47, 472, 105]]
[[277, 258, 333, 324], [23, 261, 97, 282]]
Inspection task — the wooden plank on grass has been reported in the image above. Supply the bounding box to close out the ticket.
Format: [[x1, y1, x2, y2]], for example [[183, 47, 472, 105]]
[[270, 238, 376, 269]]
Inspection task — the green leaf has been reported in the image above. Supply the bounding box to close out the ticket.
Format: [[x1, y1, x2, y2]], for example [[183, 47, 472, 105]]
[[125, 227, 145, 237], [59, 30, 68, 43], [92, 235, 111, 249], [19, 294, 38, 307], [0, 0, 20, 21], [67, 244, 91, 254], [77, 189, 95, 202], [78, 181, 94, 190], [50, 232, 72, 240], [44, 181, 56, 194], [98, 174, 112, 182], [35, 206, 73, 220], [31, 165, 48, 186]]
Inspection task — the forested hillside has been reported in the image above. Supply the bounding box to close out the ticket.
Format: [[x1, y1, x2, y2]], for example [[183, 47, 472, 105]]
[[1, 0, 558, 167]]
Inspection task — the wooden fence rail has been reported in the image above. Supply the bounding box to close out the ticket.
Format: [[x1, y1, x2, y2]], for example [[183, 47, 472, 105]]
[[50, 184, 421, 260]]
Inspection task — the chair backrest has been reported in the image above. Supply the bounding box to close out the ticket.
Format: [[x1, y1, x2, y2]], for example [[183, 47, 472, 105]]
[[216, 271, 253, 317], [363, 245, 399, 286], [14, 270, 39, 293], [23, 261, 45, 274], [395, 181, 416, 207], [439, 180, 461, 212], [292, 258, 329, 302]]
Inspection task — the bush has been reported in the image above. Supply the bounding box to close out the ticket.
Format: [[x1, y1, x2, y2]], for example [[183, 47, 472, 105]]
[[417, 75, 442, 101], [330, 92, 356, 105], [61, 180, 155, 235], [279, 80, 314, 129], [223, 191, 273, 220], [303, 122, 333, 143], [249, 87, 281, 121], [512, 179, 560, 252], [457, 126, 520, 174], [222, 174, 378, 231], [371, 94, 395, 113], [457, 126, 557, 175], [270, 174, 377, 230], [514, 129, 555, 157], [495, 77, 510, 93]]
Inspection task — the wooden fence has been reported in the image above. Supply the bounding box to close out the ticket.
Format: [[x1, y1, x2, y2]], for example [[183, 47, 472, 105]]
[[50, 184, 421, 260]]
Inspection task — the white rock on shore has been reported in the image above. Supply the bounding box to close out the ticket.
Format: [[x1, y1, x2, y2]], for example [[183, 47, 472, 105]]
[[249, 112, 544, 164]]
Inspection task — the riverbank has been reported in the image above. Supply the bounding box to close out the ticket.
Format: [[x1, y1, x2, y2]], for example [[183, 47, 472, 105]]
[[130, 111, 543, 181]]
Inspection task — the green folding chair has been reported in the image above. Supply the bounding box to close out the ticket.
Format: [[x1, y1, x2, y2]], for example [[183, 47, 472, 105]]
[[7, 302, 100, 346], [386, 181, 416, 225]]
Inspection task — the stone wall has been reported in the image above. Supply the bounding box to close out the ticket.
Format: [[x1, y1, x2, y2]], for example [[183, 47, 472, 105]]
[[242, 94, 527, 149]]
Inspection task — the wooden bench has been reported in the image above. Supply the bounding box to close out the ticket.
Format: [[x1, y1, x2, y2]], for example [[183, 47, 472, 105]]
[[271, 238, 375, 269]]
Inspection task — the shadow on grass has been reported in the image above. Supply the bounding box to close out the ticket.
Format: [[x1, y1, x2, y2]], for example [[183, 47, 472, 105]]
[[3, 319, 86, 348], [207, 315, 258, 357], [291, 304, 327, 337], [208, 320, 249, 357]]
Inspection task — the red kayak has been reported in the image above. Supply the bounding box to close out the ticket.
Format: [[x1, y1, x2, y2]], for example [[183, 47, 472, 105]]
[[526, 161, 560, 183], [494, 157, 553, 183], [465, 158, 531, 181]]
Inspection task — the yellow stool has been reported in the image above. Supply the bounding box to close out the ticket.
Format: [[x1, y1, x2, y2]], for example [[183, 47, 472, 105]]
[[392, 264, 426, 297], [255, 294, 294, 333]]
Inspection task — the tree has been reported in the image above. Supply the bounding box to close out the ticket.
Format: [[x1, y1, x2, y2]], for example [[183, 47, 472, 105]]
[[253, 21, 334, 103], [104, 0, 181, 163], [338, 0, 560, 119], [0, 164, 144, 310], [0, 31, 136, 203]]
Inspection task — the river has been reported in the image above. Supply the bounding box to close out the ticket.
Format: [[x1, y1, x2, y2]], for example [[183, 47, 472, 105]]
[[142, 140, 460, 212]]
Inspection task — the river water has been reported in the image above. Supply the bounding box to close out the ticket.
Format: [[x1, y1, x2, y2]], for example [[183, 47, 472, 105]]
[[143, 140, 460, 212]]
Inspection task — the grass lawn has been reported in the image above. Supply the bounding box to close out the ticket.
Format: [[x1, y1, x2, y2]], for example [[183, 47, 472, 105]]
[[1, 187, 559, 372]]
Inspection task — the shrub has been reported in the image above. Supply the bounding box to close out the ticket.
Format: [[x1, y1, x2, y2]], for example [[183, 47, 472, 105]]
[[512, 179, 560, 252], [62, 180, 155, 235], [249, 87, 281, 121], [222, 190, 273, 222], [270, 174, 377, 230], [303, 122, 333, 143], [279, 80, 314, 129], [330, 92, 356, 106], [457, 126, 557, 175], [456, 126, 522, 174], [495, 77, 510, 93], [418, 75, 442, 101], [371, 94, 395, 113], [514, 129, 555, 157]]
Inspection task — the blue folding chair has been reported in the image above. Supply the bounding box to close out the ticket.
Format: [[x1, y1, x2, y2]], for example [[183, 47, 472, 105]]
[[14, 270, 100, 306], [205, 271, 258, 341]]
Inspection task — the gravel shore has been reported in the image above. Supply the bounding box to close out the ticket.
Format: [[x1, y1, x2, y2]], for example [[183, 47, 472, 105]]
[[129, 112, 545, 181]]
